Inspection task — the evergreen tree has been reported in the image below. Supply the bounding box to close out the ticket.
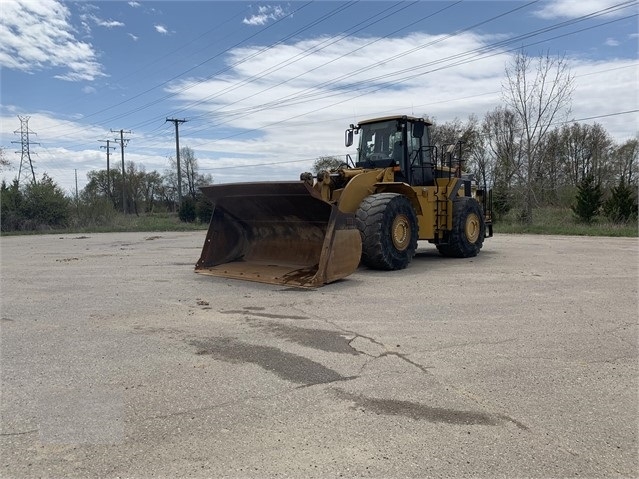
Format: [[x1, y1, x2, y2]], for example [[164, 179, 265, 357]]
[[603, 180, 638, 223], [0, 180, 23, 231], [178, 197, 197, 222], [571, 175, 602, 223], [196, 194, 213, 223]]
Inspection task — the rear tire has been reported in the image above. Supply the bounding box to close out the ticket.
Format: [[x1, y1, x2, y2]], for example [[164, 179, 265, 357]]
[[356, 193, 418, 270], [437, 196, 485, 258]]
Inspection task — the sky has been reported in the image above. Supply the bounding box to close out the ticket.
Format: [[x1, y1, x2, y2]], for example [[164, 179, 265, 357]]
[[1, 0, 637, 194]]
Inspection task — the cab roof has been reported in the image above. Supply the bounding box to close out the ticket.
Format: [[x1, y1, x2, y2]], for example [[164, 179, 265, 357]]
[[357, 115, 433, 126]]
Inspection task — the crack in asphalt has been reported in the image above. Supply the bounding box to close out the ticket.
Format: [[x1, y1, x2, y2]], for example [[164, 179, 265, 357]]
[[0, 429, 39, 436], [186, 307, 530, 432]]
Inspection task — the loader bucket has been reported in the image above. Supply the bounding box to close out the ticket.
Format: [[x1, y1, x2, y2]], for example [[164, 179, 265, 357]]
[[195, 182, 362, 288]]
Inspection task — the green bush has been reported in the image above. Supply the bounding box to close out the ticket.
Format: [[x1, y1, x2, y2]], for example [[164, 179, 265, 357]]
[[603, 180, 638, 223], [20, 174, 70, 229], [196, 194, 213, 223], [491, 187, 513, 220], [571, 175, 603, 224], [1, 175, 70, 231], [71, 198, 118, 229], [1, 180, 24, 231], [178, 197, 197, 222]]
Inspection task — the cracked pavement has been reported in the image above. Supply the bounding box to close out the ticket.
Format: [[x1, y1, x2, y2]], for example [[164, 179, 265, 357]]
[[1, 232, 637, 478]]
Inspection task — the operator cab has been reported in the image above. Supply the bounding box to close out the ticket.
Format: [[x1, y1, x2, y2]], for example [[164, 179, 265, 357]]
[[345, 115, 435, 186]]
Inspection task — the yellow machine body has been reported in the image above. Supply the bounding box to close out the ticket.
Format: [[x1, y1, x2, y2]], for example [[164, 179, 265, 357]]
[[195, 115, 492, 288]]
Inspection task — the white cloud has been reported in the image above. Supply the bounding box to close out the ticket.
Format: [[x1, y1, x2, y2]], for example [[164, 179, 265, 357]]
[[167, 33, 507, 133], [159, 32, 637, 184], [604, 37, 620, 46], [533, 0, 633, 19], [243, 5, 287, 26], [2, 31, 636, 191], [0, 0, 105, 81], [78, 5, 124, 32], [128, 33, 139, 41], [154, 24, 169, 35], [0, 108, 119, 191], [92, 17, 124, 29], [128, 1, 141, 7], [82, 85, 96, 94]]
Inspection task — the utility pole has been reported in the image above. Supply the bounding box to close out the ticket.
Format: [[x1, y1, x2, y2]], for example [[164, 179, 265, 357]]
[[111, 129, 131, 214], [74, 169, 80, 214], [99, 139, 116, 200], [12, 116, 39, 185], [166, 118, 187, 207]]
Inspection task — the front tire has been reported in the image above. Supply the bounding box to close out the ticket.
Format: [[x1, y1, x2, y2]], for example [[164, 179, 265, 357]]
[[437, 197, 486, 258], [356, 193, 418, 270]]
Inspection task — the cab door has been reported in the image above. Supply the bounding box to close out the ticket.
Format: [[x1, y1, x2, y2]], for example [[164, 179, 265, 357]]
[[408, 121, 434, 186]]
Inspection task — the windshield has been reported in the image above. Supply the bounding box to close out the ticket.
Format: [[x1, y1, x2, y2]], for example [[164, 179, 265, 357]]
[[358, 120, 403, 163]]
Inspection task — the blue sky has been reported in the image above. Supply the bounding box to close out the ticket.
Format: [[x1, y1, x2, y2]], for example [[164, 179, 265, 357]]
[[1, 0, 637, 193]]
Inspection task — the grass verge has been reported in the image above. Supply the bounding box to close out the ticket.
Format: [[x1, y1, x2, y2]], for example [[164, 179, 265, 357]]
[[2, 207, 637, 238], [1, 212, 207, 236], [495, 207, 638, 237]]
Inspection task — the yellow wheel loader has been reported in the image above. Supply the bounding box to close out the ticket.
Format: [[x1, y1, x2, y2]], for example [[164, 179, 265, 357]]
[[195, 115, 493, 288]]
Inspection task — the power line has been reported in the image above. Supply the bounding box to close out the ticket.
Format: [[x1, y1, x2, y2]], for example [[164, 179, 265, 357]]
[[185, 9, 637, 147], [563, 109, 639, 124], [66, 1, 317, 128], [91, 1, 417, 136], [169, 1, 424, 120], [15, 0, 637, 179], [207, 2, 634, 127], [36, 5, 253, 119], [176, 0, 606, 138], [169, 0, 540, 140], [196, 109, 639, 174], [31, 0, 633, 149]]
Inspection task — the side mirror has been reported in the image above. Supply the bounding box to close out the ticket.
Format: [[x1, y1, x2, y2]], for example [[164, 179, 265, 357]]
[[412, 121, 425, 139], [345, 129, 353, 147]]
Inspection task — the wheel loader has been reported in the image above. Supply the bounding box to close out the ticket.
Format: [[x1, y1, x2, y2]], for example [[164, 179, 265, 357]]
[[195, 115, 493, 288]]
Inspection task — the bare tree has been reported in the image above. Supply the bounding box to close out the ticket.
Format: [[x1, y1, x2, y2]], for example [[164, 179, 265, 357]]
[[503, 50, 574, 222], [166, 146, 212, 200], [537, 128, 564, 205], [426, 115, 481, 163], [0, 147, 10, 171], [557, 122, 612, 188], [481, 106, 525, 214], [610, 136, 639, 186], [312, 155, 343, 174]]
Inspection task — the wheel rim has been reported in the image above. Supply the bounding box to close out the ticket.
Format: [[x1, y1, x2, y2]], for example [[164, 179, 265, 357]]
[[391, 214, 411, 251], [465, 213, 481, 243]]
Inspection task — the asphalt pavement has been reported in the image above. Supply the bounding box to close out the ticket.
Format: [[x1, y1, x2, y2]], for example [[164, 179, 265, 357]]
[[1, 231, 637, 478]]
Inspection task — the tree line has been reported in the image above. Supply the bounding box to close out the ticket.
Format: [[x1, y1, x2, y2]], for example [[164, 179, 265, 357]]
[[2, 51, 637, 232], [424, 110, 637, 223], [1, 146, 214, 232], [317, 51, 637, 225]]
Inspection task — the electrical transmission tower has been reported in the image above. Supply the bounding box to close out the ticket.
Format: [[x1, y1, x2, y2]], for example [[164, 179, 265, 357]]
[[12, 116, 39, 185]]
